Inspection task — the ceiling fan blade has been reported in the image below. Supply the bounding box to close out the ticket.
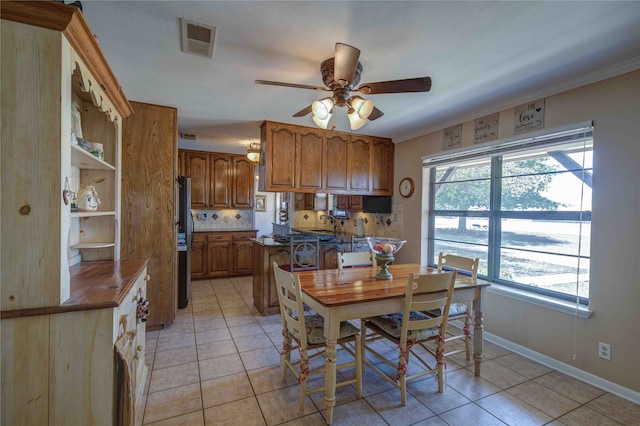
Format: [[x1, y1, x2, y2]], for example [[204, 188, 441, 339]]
[[292, 105, 313, 117], [333, 43, 360, 87], [355, 77, 432, 94], [255, 80, 329, 92], [368, 107, 384, 121]]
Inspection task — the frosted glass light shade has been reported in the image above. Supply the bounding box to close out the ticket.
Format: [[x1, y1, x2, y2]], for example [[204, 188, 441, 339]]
[[351, 96, 374, 119], [313, 113, 332, 129], [348, 108, 367, 130], [312, 98, 334, 120]]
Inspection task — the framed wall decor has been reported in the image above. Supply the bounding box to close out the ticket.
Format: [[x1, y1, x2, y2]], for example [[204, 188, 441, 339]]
[[255, 195, 267, 212]]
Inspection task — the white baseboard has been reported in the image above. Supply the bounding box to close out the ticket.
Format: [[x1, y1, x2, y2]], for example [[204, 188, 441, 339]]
[[483, 331, 640, 405]]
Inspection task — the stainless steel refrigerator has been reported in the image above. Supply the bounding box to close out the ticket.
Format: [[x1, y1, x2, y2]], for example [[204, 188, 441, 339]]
[[177, 176, 192, 309]]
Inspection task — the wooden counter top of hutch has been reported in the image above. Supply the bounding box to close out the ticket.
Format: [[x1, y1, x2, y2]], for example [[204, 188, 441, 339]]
[[1, 258, 149, 319]]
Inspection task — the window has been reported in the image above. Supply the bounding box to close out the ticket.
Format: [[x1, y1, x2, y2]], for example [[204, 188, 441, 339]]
[[425, 124, 592, 304]]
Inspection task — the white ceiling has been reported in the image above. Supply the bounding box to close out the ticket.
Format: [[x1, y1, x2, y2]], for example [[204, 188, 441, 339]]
[[82, 1, 640, 154]]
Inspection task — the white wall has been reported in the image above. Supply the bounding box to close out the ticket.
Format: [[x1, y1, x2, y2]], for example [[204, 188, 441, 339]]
[[394, 71, 640, 397]]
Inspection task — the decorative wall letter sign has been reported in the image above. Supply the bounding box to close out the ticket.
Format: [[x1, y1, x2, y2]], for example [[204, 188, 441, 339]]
[[514, 99, 545, 134], [474, 113, 499, 144], [443, 124, 462, 150]]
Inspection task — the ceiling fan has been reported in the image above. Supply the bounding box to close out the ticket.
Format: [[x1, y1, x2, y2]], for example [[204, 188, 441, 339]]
[[255, 43, 432, 130]]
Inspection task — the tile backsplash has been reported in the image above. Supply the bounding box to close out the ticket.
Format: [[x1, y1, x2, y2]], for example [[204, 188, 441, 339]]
[[292, 208, 402, 238], [192, 209, 254, 231]]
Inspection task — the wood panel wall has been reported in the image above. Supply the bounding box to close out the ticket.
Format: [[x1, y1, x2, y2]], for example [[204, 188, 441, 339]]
[[122, 101, 177, 327]]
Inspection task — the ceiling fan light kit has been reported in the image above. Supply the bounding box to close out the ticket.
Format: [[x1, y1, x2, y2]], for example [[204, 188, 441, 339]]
[[255, 42, 431, 131]]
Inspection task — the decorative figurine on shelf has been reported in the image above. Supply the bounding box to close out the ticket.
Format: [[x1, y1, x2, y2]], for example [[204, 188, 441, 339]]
[[77, 185, 100, 211], [367, 237, 406, 279]]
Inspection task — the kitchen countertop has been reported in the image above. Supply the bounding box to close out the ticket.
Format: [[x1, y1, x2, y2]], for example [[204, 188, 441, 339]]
[[1, 258, 149, 319], [194, 229, 257, 233], [252, 230, 370, 248]]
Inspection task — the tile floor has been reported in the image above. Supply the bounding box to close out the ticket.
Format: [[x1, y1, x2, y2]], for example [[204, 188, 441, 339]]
[[139, 277, 639, 425]]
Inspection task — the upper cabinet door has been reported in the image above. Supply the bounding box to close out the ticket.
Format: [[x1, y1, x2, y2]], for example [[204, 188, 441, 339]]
[[210, 154, 232, 209], [348, 135, 371, 192], [233, 156, 254, 209], [296, 128, 324, 190], [371, 137, 394, 195], [186, 152, 209, 208], [325, 133, 349, 192], [263, 122, 296, 190]]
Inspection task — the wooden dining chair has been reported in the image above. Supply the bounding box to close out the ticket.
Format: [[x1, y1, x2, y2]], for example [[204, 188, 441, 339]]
[[360, 270, 456, 406], [337, 251, 377, 269], [426, 252, 479, 360], [272, 263, 363, 410]]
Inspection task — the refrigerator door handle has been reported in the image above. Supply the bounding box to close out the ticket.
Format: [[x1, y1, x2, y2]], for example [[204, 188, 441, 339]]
[[190, 212, 195, 247]]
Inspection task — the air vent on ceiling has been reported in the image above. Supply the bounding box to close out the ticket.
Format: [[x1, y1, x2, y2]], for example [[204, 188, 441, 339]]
[[180, 18, 216, 59], [180, 132, 197, 140]]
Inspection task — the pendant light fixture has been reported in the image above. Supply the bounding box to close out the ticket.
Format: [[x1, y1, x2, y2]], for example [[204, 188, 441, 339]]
[[246, 143, 261, 162]]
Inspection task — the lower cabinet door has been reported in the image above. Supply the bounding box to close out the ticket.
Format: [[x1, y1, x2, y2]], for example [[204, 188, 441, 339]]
[[207, 243, 232, 276], [233, 242, 253, 274], [191, 241, 206, 279]]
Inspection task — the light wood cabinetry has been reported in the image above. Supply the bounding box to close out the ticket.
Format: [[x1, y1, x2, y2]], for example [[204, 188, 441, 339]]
[[1, 3, 147, 423], [122, 101, 177, 327], [192, 231, 257, 278], [258, 121, 394, 195], [2, 260, 149, 425], [180, 150, 255, 209], [1, 1, 132, 310]]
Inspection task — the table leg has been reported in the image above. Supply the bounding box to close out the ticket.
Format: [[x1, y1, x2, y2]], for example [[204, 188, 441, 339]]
[[472, 287, 486, 376], [323, 315, 338, 425]]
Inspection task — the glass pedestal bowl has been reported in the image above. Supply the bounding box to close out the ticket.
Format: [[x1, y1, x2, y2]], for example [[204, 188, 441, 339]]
[[366, 237, 406, 279]]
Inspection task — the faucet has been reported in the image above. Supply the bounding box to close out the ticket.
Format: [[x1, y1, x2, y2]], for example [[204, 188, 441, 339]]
[[320, 214, 337, 235]]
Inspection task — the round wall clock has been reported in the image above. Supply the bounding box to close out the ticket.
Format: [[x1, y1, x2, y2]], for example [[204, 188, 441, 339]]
[[399, 177, 415, 198]]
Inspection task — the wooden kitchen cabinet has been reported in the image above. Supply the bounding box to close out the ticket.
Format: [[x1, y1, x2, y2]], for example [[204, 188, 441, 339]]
[[192, 231, 257, 279], [233, 156, 254, 209], [206, 233, 232, 277], [232, 232, 255, 274], [259, 121, 394, 195], [296, 127, 324, 190], [371, 136, 395, 193], [122, 101, 177, 327], [191, 233, 206, 278], [335, 195, 363, 210], [180, 150, 254, 209], [348, 135, 372, 192], [186, 151, 210, 208], [325, 133, 349, 192], [261, 122, 297, 190]]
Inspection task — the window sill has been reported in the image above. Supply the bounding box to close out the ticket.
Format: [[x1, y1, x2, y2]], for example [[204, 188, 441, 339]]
[[487, 283, 593, 318]]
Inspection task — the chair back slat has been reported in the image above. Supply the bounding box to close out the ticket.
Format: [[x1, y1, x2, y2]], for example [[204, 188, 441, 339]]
[[438, 253, 479, 281], [337, 251, 377, 269]]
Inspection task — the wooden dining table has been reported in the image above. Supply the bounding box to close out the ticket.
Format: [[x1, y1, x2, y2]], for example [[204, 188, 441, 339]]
[[296, 263, 491, 425]]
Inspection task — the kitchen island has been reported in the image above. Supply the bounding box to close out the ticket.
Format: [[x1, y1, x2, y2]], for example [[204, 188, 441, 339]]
[[251, 234, 360, 315]]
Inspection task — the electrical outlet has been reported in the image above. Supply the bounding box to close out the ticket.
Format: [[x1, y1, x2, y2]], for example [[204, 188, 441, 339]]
[[598, 342, 611, 360]]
